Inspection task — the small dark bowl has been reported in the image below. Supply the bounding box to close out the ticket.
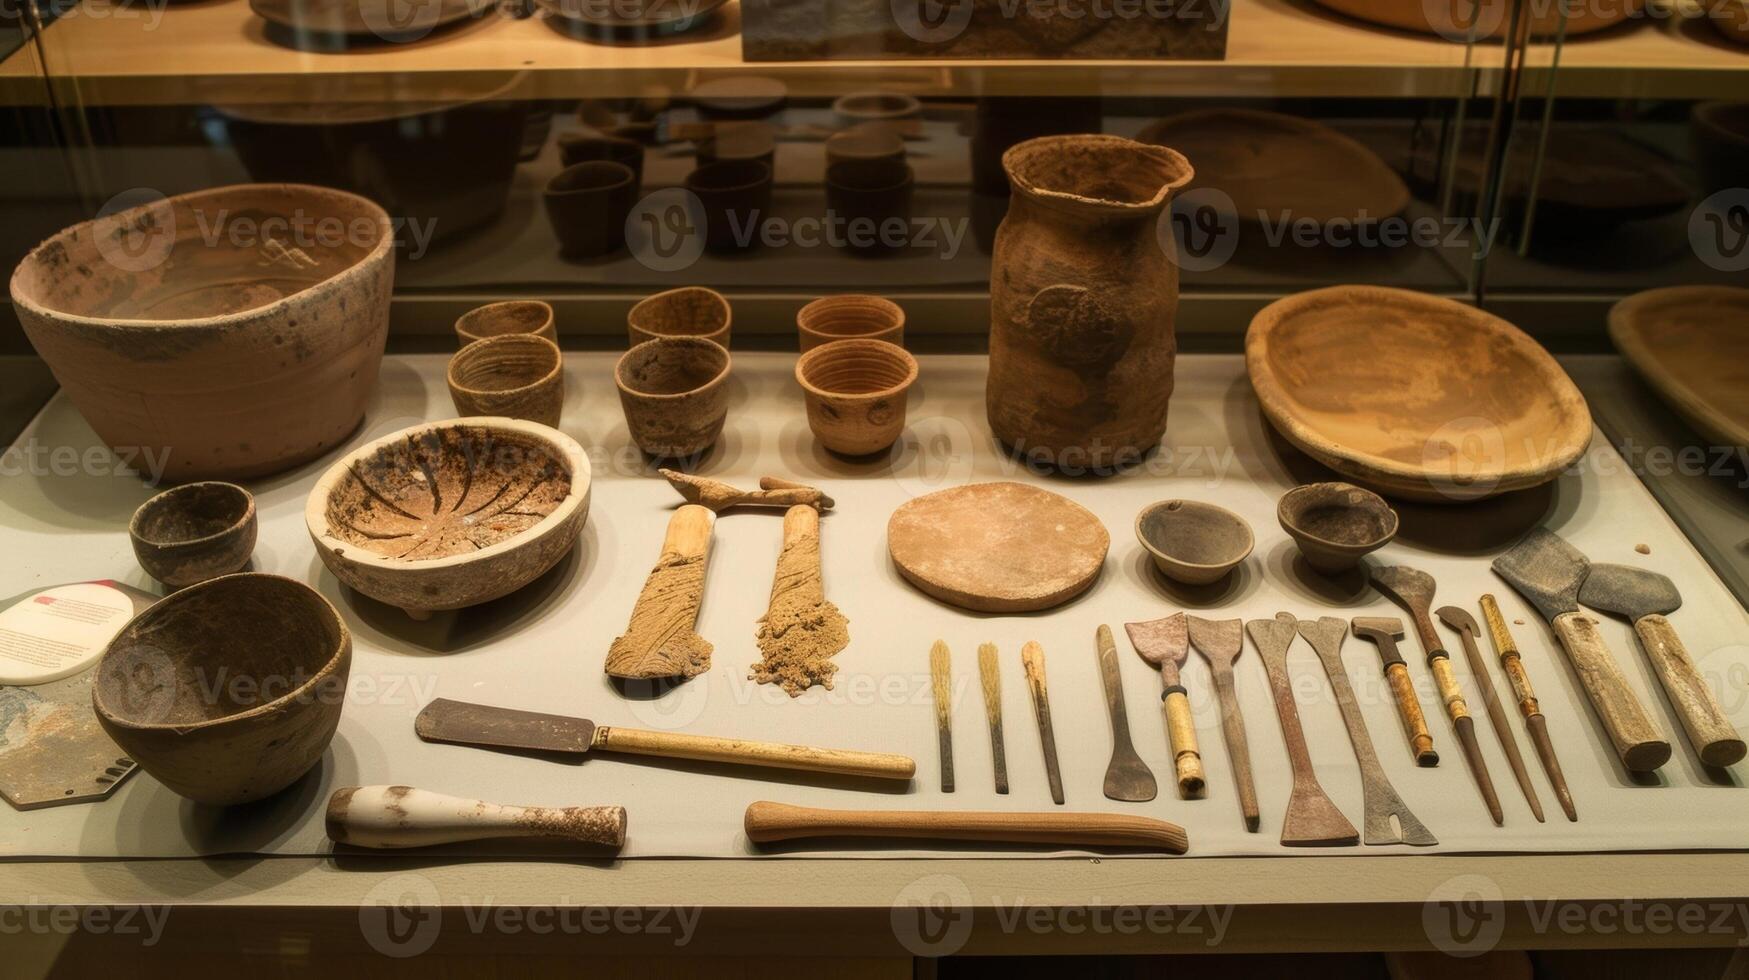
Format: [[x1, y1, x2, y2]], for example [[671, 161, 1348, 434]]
[[684, 159, 773, 253], [1135, 500, 1254, 586], [827, 158, 915, 255], [1277, 482, 1399, 574], [695, 121, 777, 169], [129, 482, 258, 588], [544, 161, 638, 258], [557, 134, 645, 187]]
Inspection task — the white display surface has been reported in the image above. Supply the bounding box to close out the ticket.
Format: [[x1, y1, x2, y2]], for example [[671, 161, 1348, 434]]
[[1, 352, 1745, 860]]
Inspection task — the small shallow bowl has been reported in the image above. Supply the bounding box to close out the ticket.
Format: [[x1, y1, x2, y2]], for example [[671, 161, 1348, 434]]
[[615, 337, 732, 458], [628, 286, 732, 347], [1135, 500, 1255, 586], [93, 573, 350, 805], [447, 334, 565, 427], [795, 339, 918, 456], [129, 482, 258, 588], [455, 300, 556, 346], [796, 295, 906, 351], [1277, 482, 1399, 573], [306, 419, 592, 619]]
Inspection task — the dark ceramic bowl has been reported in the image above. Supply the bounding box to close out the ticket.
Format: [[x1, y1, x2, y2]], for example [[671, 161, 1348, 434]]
[[544, 161, 638, 258], [827, 158, 915, 255], [1277, 482, 1399, 573], [694, 121, 777, 169], [684, 160, 774, 253], [557, 134, 645, 186], [129, 482, 258, 588], [1135, 500, 1254, 586]]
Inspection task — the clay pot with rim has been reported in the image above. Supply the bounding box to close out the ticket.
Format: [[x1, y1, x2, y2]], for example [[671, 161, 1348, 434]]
[[447, 334, 565, 427], [544, 161, 637, 258], [797, 295, 905, 351], [9, 183, 393, 481], [795, 339, 918, 456], [93, 573, 351, 805], [557, 134, 645, 185], [1135, 500, 1254, 586], [1276, 481, 1399, 574], [628, 286, 732, 347], [129, 482, 258, 588], [987, 135, 1194, 472], [455, 299, 556, 346], [615, 337, 732, 458], [827, 158, 915, 255]]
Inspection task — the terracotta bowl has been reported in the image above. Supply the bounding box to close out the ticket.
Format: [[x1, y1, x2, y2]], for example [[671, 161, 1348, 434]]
[[455, 300, 557, 346], [129, 482, 258, 588], [1277, 482, 1399, 574], [447, 334, 565, 427], [627, 286, 732, 348], [306, 419, 592, 619], [1312, 0, 1643, 38], [1247, 285, 1592, 502], [796, 295, 906, 351], [93, 573, 350, 805], [1135, 500, 1255, 586], [795, 339, 918, 456], [614, 337, 732, 458], [1608, 286, 1749, 450], [9, 183, 393, 481]]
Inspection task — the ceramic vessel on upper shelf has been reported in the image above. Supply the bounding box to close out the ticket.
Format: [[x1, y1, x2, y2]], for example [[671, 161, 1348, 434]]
[[1312, 0, 1643, 38], [1608, 285, 1749, 450]]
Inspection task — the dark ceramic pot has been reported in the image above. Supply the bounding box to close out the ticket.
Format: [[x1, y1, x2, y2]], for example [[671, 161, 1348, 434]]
[[544, 161, 638, 258], [684, 159, 774, 253], [557, 134, 645, 186], [826, 158, 914, 255]]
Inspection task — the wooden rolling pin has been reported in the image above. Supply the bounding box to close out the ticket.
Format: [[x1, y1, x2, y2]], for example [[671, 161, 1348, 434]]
[[326, 786, 627, 850], [744, 802, 1189, 853]]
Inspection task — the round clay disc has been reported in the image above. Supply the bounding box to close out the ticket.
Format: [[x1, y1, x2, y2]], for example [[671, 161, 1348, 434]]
[[887, 482, 1110, 613]]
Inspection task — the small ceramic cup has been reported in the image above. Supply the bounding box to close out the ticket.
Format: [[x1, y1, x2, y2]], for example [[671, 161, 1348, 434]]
[[827, 158, 915, 254], [557, 134, 645, 186], [685, 159, 773, 252], [455, 300, 557, 347], [544, 161, 637, 258], [628, 286, 733, 348], [129, 482, 258, 588], [1135, 500, 1255, 586], [794, 339, 918, 456], [1277, 481, 1399, 574], [447, 334, 565, 427], [694, 120, 777, 168], [796, 295, 905, 351], [615, 337, 732, 458], [825, 124, 906, 169]]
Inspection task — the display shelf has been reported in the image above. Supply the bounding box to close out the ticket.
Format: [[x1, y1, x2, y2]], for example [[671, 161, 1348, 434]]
[[1522, 12, 1749, 99]]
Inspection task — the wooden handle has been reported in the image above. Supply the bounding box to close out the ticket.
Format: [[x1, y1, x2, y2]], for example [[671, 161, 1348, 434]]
[[597, 726, 917, 780], [930, 639, 955, 793], [1481, 595, 1542, 717], [326, 786, 626, 850], [977, 642, 1009, 794], [1426, 655, 1472, 724], [1386, 663, 1438, 766], [665, 503, 715, 556], [743, 801, 1188, 853], [1210, 668, 1260, 831], [1552, 612, 1671, 772], [1634, 615, 1746, 768], [1162, 690, 1205, 798]]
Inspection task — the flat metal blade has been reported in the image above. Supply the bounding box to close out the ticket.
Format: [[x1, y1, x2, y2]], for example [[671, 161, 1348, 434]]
[[415, 698, 596, 756], [1580, 563, 1682, 622], [1492, 528, 1589, 622]]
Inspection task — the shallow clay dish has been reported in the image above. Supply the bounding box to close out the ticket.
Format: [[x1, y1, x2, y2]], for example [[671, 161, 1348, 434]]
[[455, 300, 557, 346], [1312, 0, 1642, 38], [447, 334, 565, 427], [130, 482, 258, 588], [1277, 482, 1398, 573], [10, 183, 392, 481], [887, 482, 1109, 613], [306, 419, 591, 619], [796, 295, 906, 351], [1138, 109, 1408, 225], [628, 286, 732, 347], [795, 339, 918, 456], [93, 573, 350, 805], [615, 337, 732, 458], [250, 0, 480, 43], [1609, 286, 1749, 449], [1247, 285, 1592, 503], [1135, 500, 1254, 586]]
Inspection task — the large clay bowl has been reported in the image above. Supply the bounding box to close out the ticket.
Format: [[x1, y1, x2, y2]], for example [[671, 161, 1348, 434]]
[[1312, 0, 1642, 38], [93, 573, 350, 806], [130, 482, 258, 588], [306, 419, 592, 619], [795, 339, 918, 456], [614, 337, 732, 458], [10, 183, 393, 481], [627, 286, 732, 348], [1609, 286, 1749, 449], [1247, 286, 1592, 502], [447, 334, 565, 427]]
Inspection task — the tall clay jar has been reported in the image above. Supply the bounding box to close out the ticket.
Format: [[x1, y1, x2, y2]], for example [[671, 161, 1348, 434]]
[[986, 135, 1194, 471]]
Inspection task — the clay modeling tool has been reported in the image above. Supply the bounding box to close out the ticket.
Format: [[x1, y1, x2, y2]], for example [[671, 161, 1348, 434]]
[[1021, 641, 1065, 805], [326, 785, 627, 850], [930, 640, 955, 793], [1093, 624, 1158, 802], [1438, 605, 1545, 822], [1245, 615, 1359, 847], [1123, 613, 1206, 800], [1351, 617, 1439, 767], [977, 642, 1009, 794], [1185, 616, 1259, 831], [416, 699, 916, 781], [604, 504, 716, 680], [1493, 530, 1671, 773], [1372, 566, 1504, 825], [659, 469, 835, 512], [1580, 563, 1746, 767], [751, 505, 848, 696], [1295, 616, 1436, 846], [1480, 595, 1577, 821], [744, 802, 1189, 853]]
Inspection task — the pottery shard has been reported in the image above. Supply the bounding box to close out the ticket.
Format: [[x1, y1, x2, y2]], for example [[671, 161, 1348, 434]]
[[886, 482, 1110, 613]]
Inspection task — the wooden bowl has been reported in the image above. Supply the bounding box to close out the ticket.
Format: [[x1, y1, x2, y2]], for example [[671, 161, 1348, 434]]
[[455, 300, 556, 346], [93, 573, 350, 805], [1247, 286, 1592, 502], [1609, 286, 1749, 449], [614, 337, 732, 458], [627, 286, 732, 348], [1712, 0, 1749, 44], [129, 482, 258, 587], [1135, 500, 1254, 586], [306, 419, 591, 619], [796, 295, 906, 352], [9, 183, 392, 481], [447, 334, 565, 427], [795, 339, 918, 456], [1277, 482, 1398, 574], [1312, 0, 1642, 38]]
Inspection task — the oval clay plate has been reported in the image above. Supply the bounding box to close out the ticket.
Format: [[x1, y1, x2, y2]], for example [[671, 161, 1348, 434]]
[[1246, 286, 1593, 502], [1609, 286, 1749, 449], [887, 482, 1109, 613]]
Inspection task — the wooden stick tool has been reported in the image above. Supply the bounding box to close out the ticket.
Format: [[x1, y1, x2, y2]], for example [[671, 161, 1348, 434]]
[[1480, 595, 1577, 821], [1246, 615, 1359, 846], [327, 785, 627, 850], [1022, 641, 1065, 805], [1351, 617, 1440, 767], [929, 640, 954, 793], [745, 802, 1188, 853], [1186, 615, 1259, 831], [977, 643, 1009, 794], [1439, 605, 1545, 822], [1094, 625, 1158, 802], [1123, 613, 1205, 800]]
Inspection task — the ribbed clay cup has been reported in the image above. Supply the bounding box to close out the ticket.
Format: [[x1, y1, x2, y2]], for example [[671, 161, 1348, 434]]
[[796, 295, 906, 352], [455, 300, 556, 346], [627, 286, 732, 348], [795, 339, 918, 456], [447, 334, 565, 427], [615, 337, 732, 458]]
